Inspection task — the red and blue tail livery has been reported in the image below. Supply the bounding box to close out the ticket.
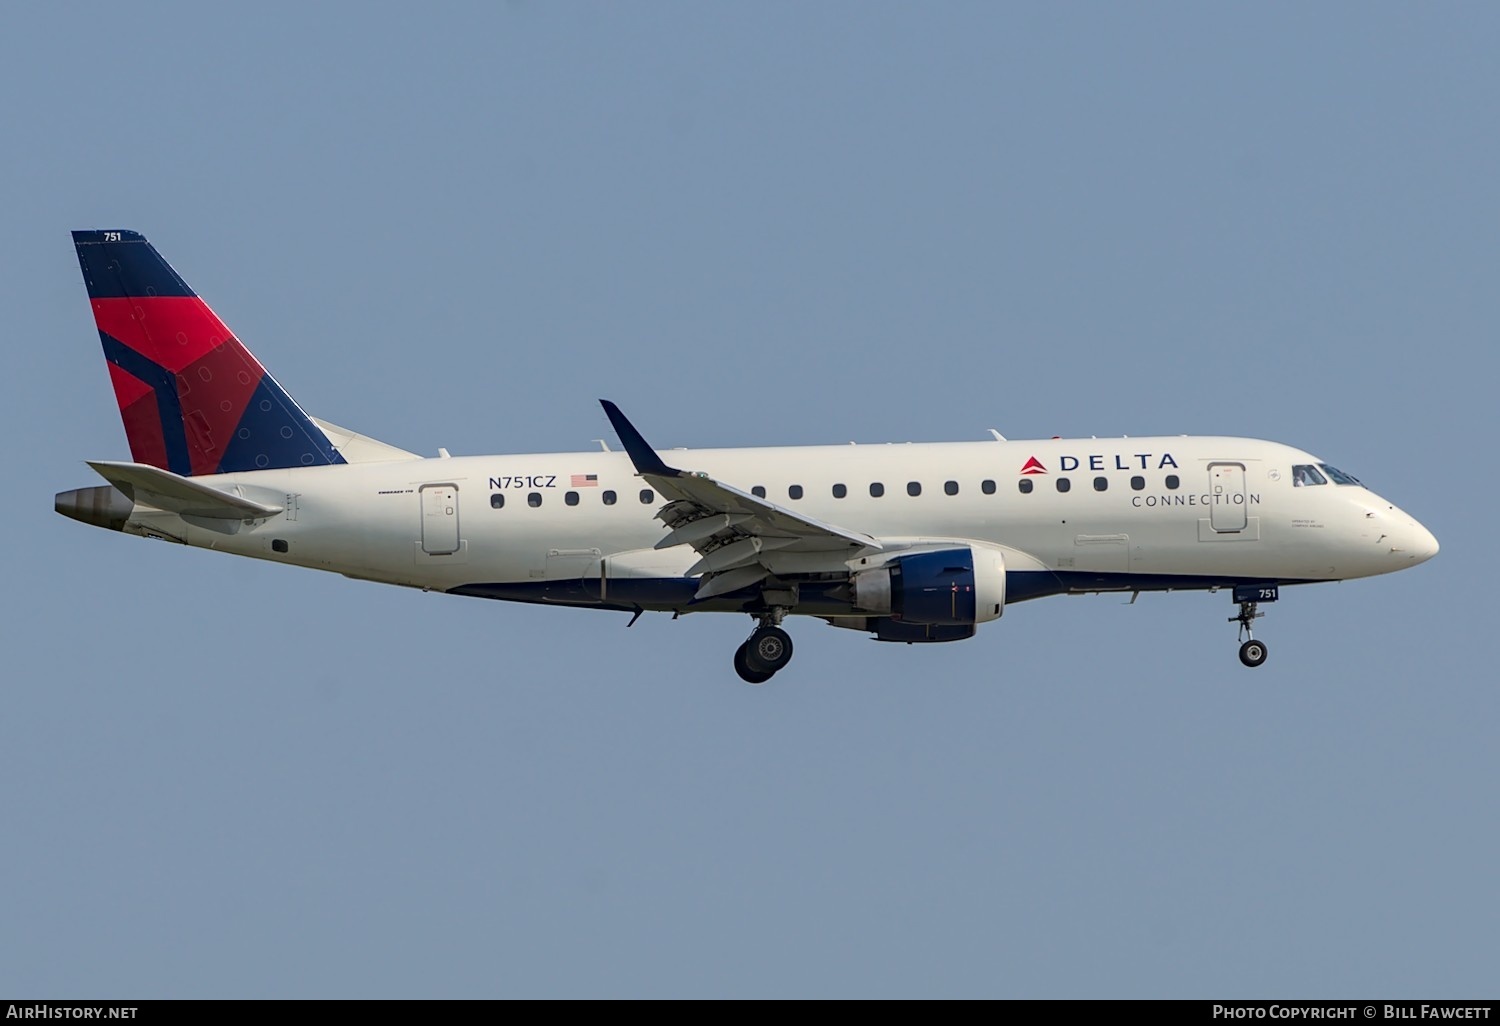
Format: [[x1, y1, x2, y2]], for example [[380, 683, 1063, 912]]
[[72, 229, 344, 477]]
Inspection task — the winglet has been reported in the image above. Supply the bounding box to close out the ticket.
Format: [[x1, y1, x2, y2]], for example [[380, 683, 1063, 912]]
[[600, 400, 680, 478]]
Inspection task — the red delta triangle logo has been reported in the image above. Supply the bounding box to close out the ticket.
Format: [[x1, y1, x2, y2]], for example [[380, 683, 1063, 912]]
[[1020, 456, 1048, 475]]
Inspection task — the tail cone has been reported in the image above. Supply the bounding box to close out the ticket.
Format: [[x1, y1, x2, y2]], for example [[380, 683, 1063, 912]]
[[55, 485, 132, 531]]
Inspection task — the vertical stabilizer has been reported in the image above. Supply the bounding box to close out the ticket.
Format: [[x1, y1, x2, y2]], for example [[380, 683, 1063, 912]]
[[72, 230, 346, 476]]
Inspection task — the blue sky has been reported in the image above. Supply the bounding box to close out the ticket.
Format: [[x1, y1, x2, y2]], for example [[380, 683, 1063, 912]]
[[2, 2, 1495, 997]]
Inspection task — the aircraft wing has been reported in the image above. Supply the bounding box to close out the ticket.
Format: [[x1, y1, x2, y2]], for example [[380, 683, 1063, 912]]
[[601, 401, 881, 600]]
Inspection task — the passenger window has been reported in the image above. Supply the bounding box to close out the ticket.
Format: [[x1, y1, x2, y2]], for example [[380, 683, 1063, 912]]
[[1018, 479, 1033, 494], [752, 486, 766, 498], [870, 482, 885, 498], [490, 493, 505, 509], [981, 479, 996, 495], [1165, 475, 1180, 490], [1293, 465, 1329, 487], [944, 481, 959, 496], [1057, 478, 1071, 493], [565, 491, 579, 506], [1094, 477, 1108, 492], [602, 490, 616, 506], [832, 483, 847, 499], [527, 492, 542, 507], [639, 489, 654, 504], [907, 482, 922, 497], [788, 485, 803, 500], [1130, 476, 1145, 491]]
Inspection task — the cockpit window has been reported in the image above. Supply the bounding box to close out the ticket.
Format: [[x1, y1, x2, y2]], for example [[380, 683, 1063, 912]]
[[1319, 464, 1362, 486], [1292, 465, 1327, 487]]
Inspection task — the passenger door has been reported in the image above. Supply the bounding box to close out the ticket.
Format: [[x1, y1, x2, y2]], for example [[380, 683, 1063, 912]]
[[1208, 463, 1247, 533], [420, 484, 461, 555]]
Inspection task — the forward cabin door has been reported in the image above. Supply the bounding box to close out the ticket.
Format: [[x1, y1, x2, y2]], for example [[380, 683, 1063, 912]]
[[1208, 463, 1248, 533]]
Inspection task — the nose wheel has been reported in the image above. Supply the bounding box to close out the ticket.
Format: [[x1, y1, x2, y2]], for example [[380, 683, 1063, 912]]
[[1230, 600, 1269, 668], [1238, 638, 1268, 668], [732, 612, 795, 684]]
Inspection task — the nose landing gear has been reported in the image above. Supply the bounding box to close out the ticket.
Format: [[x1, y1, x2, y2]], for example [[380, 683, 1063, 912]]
[[1231, 599, 1268, 668], [733, 609, 795, 684], [1228, 584, 1278, 668]]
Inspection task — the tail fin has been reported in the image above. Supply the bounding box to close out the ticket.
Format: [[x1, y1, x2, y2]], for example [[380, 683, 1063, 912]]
[[71, 230, 346, 477]]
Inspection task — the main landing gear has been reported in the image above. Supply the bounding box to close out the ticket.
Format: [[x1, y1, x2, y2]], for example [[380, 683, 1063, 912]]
[[733, 610, 795, 684], [1231, 600, 1269, 668]]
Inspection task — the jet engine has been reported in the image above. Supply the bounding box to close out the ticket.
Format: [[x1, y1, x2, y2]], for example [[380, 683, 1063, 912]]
[[848, 545, 1006, 635]]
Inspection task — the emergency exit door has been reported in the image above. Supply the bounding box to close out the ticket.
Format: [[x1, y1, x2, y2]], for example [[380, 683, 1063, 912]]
[[420, 485, 460, 555]]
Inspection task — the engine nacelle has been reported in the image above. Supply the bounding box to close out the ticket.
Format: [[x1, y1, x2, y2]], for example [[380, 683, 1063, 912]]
[[850, 545, 1006, 626]]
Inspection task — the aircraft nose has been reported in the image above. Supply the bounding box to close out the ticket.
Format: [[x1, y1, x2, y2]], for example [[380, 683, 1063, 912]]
[[1386, 513, 1439, 567], [1411, 521, 1439, 564]]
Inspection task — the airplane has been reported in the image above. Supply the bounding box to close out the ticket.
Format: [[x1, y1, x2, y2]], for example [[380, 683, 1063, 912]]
[[55, 229, 1440, 683]]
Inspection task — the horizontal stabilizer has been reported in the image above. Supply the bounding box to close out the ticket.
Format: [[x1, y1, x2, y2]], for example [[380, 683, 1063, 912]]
[[87, 461, 283, 520]]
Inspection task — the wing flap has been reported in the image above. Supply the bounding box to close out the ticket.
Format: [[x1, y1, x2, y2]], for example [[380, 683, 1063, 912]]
[[655, 513, 757, 550], [693, 565, 771, 601], [686, 535, 800, 576]]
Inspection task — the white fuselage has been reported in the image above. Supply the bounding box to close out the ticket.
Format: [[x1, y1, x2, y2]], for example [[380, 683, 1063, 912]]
[[111, 435, 1438, 615]]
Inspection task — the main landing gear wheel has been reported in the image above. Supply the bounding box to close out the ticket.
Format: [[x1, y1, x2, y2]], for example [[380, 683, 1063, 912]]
[[745, 626, 794, 675], [734, 642, 775, 685], [731, 609, 796, 684], [1239, 639, 1269, 668]]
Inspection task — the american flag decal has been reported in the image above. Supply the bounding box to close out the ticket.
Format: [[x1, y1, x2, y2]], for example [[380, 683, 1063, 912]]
[[571, 474, 599, 487]]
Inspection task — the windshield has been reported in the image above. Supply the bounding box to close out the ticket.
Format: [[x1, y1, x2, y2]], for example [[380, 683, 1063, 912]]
[[1292, 465, 1327, 487], [1319, 464, 1362, 486]]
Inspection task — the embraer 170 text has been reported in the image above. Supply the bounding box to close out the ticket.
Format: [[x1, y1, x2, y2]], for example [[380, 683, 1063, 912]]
[[56, 231, 1439, 682]]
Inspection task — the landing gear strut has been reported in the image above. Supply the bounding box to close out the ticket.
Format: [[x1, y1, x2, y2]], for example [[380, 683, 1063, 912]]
[[733, 609, 795, 684], [1231, 600, 1269, 668]]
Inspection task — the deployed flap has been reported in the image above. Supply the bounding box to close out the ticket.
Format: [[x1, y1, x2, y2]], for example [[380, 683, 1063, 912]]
[[87, 460, 283, 520], [600, 401, 880, 594]]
